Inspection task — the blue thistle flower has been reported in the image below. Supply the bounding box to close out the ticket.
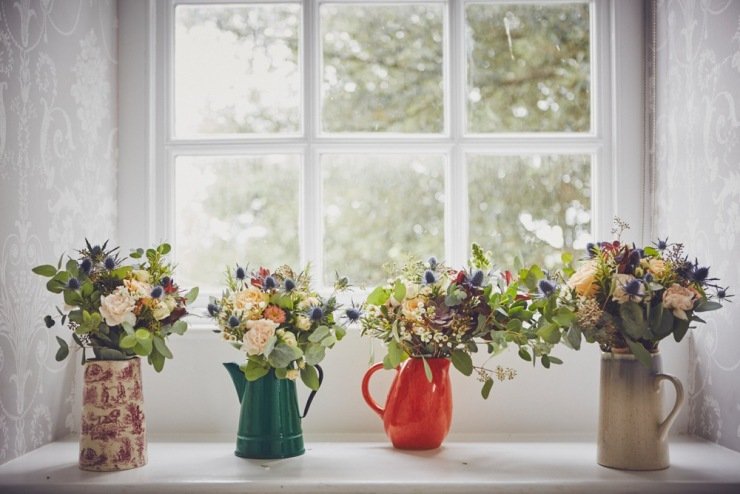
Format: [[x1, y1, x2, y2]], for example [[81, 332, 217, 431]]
[[310, 307, 323, 321], [207, 303, 220, 317], [161, 276, 171, 286], [624, 279, 643, 297], [103, 256, 116, 270], [264, 276, 276, 289], [228, 315, 240, 327], [654, 237, 669, 250], [90, 245, 102, 257], [284, 279, 296, 291], [80, 258, 92, 275], [428, 257, 438, 269], [150, 286, 163, 299], [538, 279, 557, 297], [586, 242, 597, 258], [235, 266, 246, 280], [424, 270, 436, 284], [470, 270, 485, 287], [67, 278, 80, 290], [691, 265, 710, 283], [345, 307, 361, 322], [644, 273, 654, 283]]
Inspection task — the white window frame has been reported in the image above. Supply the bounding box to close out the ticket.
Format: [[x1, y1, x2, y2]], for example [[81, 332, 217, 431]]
[[118, 0, 646, 313]]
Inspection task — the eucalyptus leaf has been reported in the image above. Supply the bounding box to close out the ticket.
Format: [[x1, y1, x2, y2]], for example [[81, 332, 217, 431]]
[[300, 365, 321, 390], [244, 360, 270, 381], [393, 280, 406, 302], [624, 338, 653, 368], [308, 326, 330, 343], [304, 343, 326, 366], [149, 350, 165, 372], [171, 320, 188, 335], [565, 326, 582, 350], [268, 343, 299, 368], [184, 287, 199, 304], [32, 265, 57, 277], [481, 377, 494, 399], [55, 337, 69, 361], [694, 300, 722, 312], [421, 357, 433, 382], [153, 335, 173, 359], [120, 334, 137, 349], [366, 286, 390, 306], [450, 350, 473, 376], [619, 302, 646, 340], [673, 317, 691, 342]]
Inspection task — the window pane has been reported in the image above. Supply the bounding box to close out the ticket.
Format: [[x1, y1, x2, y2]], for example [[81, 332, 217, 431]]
[[466, 3, 590, 133], [322, 154, 445, 285], [321, 3, 444, 133], [175, 155, 300, 290], [468, 154, 592, 269], [175, 4, 301, 136]]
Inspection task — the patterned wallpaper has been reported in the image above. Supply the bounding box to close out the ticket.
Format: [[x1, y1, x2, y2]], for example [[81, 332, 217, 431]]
[[654, 0, 740, 452], [0, 0, 117, 464]]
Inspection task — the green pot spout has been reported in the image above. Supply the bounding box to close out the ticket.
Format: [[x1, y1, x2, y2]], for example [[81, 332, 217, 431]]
[[223, 362, 246, 404]]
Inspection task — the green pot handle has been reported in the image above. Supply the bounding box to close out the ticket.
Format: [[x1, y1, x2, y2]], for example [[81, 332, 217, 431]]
[[301, 364, 324, 418]]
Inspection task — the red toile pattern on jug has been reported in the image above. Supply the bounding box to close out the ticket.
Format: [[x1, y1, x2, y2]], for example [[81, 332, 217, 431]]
[[79, 358, 147, 471]]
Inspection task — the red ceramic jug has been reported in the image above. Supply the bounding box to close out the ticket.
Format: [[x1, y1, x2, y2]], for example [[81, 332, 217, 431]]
[[361, 357, 453, 450]]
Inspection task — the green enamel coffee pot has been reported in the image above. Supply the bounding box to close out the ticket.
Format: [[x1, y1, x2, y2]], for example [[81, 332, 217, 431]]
[[224, 363, 323, 459]]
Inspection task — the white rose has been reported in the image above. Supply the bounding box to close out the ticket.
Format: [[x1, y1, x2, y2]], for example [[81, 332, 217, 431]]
[[124, 278, 152, 298], [242, 319, 279, 356], [99, 287, 137, 327], [132, 269, 151, 282], [297, 297, 320, 310], [152, 301, 171, 321], [295, 315, 311, 331]]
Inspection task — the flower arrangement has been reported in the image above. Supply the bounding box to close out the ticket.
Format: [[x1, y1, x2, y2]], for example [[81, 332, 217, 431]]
[[555, 220, 730, 366], [33, 241, 198, 371], [208, 264, 350, 390], [361, 244, 563, 398]]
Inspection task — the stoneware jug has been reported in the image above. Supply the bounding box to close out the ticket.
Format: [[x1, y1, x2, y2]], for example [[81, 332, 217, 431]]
[[598, 351, 684, 470], [224, 363, 323, 459], [79, 358, 147, 471], [362, 357, 452, 450]]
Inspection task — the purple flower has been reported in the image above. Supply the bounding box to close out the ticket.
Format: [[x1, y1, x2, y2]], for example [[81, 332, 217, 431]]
[[424, 270, 436, 284], [310, 307, 323, 321], [104, 256, 116, 270]]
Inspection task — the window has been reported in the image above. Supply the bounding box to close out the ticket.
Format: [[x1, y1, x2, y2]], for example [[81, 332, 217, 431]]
[[159, 0, 610, 295]]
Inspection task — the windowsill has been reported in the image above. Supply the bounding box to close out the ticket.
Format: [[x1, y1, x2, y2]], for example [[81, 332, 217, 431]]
[[1, 435, 739, 493]]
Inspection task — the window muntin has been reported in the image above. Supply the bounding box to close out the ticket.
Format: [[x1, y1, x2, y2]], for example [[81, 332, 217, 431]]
[[168, 0, 599, 293]]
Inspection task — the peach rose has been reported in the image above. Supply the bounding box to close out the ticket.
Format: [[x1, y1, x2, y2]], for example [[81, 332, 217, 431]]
[[233, 287, 268, 311], [647, 259, 667, 278], [662, 284, 698, 320], [242, 318, 278, 356], [402, 297, 425, 320], [567, 260, 599, 297]]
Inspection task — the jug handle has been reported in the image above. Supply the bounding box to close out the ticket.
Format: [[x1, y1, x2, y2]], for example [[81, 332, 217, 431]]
[[301, 364, 324, 418], [655, 373, 685, 442], [361, 362, 388, 419]]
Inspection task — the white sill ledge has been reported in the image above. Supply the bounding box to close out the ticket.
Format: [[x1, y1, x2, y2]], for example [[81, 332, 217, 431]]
[[1, 435, 740, 493]]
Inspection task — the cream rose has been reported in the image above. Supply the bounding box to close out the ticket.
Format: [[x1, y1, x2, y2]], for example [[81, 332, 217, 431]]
[[402, 297, 425, 320], [152, 301, 171, 321], [647, 259, 667, 278], [242, 318, 279, 356], [567, 260, 599, 297], [124, 278, 152, 298], [662, 284, 698, 320], [297, 296, 320, 310], [233, 287, 268, 312], [99, 287, 137, 327], [277, 329, 298, 348], [131, 269, 151, 282], [295, 315, 312, 331]]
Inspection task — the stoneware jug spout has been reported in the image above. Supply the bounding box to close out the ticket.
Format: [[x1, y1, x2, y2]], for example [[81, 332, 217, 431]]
[[223, 362, 246, 403]]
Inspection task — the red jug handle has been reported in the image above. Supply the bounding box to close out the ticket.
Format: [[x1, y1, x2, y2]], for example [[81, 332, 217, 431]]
[[361, 362, 390, 419]]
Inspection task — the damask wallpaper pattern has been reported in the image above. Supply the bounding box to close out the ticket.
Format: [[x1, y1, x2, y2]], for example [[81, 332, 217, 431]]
[[654, 0, 740, 452], [0, 1, 117, 464]]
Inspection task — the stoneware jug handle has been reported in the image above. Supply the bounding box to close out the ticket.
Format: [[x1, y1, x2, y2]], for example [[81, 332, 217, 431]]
[[361, 362, 389, 419], [301, 364, 324, 418], [655, 373, 685, 442]]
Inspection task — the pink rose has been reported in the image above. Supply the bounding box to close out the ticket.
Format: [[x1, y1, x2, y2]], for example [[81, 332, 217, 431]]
[[662, 284, 699, 320], [242, 319, 279, 356]]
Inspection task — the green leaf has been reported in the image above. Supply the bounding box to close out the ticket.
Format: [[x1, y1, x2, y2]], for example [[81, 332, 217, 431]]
[[120, 334, 137, 349], [561, 251, 574, 265], [536, 323, 561, 344], [552, 309, 576, 327], [518, 348, 532, 362], [548, 356, 563, 365], [541, 355, 551, 368], [55, 337, 69, 361], [244, 359, 270, 381], [300, 365, 321, 391], [308, 325, 330, 343], [565, 326, 582, 350], [135, 328, 152, 341], [153, 336, 173, 359], [619, 302, 646, 340], [366, 287, 390, 306], [694, 300, 722, 312], [263, 335, 277, 357], [65, 259, 79, 276], [421, 357, 433, 382], [158, 243, 172, 255], [673, 317, 691, 342], [451, 350, 473, 376], [386, 339, 404, 369], [268, 343, 299, 368], [321, 334, 338, 347], [183, 287, 199, 305], [655, 307, 674, 339], [304, 343, 326, 366], [625, 338, 653, 368], [149, 350, 165, 372], [32, 265, 57, 277], [95, 348, 129, 360], [134, 338, 153, 357], [445, 286, 467, 307], [393, 280, 406, 302], [481, 377, 494, 399], [121, 321, 135, 336], [170, 320, 188, 335]]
